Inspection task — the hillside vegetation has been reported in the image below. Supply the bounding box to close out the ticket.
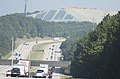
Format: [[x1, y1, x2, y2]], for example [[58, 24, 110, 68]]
[[71, 11, 120, 79], [0, 13, 93, 58]]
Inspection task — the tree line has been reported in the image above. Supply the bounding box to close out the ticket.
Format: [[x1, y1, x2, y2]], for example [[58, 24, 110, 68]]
[[0, 13, 93, 58], [60, 21, 95, 61], [71, 11, 120, 79]]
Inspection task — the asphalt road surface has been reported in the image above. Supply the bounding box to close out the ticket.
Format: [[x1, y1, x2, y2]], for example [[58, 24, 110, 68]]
[[0, 38, 66, 79], [0, 65, 64, 79], [43, 42, 63, 61], [9, 38, 65, 60], [0, 65, 63, 79]]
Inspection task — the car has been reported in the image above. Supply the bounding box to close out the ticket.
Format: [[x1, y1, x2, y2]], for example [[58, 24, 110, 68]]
[[11, 68, 20, 77], [34, 70, 46, 78], [15, 53, 18, 56], [24, 43, 29, 45], [6, 70, 11, 77], [52, 45, 55, 47], [48, 68, 53, 78], [18, 53, 21, 57]]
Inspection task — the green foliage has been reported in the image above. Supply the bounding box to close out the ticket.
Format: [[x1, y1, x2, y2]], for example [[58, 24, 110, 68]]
[[71, 11, 120, 79], [0, 13, 94, 58], [60, 21, 95, 61]]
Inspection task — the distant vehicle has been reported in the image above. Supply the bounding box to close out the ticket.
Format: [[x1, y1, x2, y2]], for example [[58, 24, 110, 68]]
[[53, 37, 59, 41], [24, 42, 29, 45], [15, 53, 21, 60], [34, 70, 46, 78], [15, 54, 21, 60], [15, 58, 18, 60], [15, 53, 18, 56], [18, 53, 21, 57], [11, 68, 20, 77], [6, 70, 11, 77], [52, 45, 55, 47]]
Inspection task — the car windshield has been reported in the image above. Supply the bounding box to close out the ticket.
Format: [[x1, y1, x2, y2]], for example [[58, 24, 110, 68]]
[[12, 68, 20, 72], [36, 70, 44, 73], [7, 70, 11, 72]]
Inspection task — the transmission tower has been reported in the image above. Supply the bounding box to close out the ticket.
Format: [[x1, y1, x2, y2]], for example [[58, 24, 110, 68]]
[[24, 0, 27, 16]]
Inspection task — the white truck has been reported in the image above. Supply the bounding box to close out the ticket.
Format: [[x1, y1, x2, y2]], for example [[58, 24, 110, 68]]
[[40, 64, 53, 78], [53, 37, 59, 41], [17, 60, 30, 76], [10, 60, 30, 77], [40, 64, 49, 74]]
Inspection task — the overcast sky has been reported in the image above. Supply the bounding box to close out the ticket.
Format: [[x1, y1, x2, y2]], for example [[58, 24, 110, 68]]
[[0, 0, 120, 16]]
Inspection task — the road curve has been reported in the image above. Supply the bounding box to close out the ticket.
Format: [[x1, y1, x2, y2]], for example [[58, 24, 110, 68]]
[[9, 38, 65, 60]]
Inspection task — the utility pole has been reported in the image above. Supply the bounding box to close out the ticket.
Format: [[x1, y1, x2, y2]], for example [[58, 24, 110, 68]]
[[29, 50, 31, 78], [29, 49, 31, 78], [11, 37, 14, 68], [92, 17, 95, 31]]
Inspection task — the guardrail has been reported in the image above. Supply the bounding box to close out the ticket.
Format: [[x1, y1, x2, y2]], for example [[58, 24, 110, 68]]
[[0, 59, 71, 67]]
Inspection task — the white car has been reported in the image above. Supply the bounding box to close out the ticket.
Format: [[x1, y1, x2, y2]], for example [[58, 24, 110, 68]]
[[34, 70, 46, 78]]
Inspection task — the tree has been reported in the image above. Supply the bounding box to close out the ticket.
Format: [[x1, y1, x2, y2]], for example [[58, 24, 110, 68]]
[[71, 11, 120, 79]]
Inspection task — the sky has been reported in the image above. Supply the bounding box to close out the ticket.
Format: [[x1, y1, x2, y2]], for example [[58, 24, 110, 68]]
[[0, 0, 120, 16]]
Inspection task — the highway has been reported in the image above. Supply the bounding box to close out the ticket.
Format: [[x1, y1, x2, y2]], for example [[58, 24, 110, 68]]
[[0, 38, 66, 79], [9, 38, 65, 60], [0, 65, 64, 79], [43, 42, 62, 61]]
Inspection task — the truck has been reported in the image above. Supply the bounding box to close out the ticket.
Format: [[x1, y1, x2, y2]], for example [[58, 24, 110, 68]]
[[53, 37, 59, 41], [6, 69, 12, 77], [40, 64, 49, 74], [40, 64, 54, 78], [10, 60, 30, 77], [17, 60, 30, 76]]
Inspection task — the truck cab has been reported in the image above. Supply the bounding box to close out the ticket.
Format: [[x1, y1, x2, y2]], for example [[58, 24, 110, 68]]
[[6, 69, 11, 77]]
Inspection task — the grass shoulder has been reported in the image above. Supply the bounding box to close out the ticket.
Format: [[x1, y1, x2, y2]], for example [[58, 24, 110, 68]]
[[30, 43, 49, 60]]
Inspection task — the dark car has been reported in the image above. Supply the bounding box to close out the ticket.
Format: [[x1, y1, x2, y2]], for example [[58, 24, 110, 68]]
[[11, 68, 20, 77]]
